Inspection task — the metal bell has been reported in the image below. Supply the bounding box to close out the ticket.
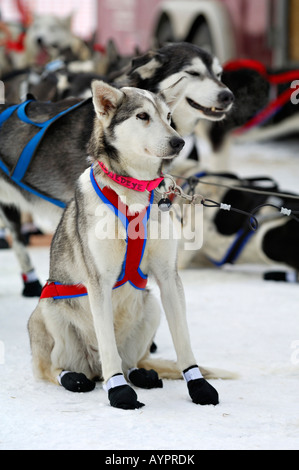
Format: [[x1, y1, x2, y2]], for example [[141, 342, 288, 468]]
[[158, 197, 172, 211]]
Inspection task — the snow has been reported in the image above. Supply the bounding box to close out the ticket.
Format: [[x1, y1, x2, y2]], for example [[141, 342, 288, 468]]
[[1, 141, 299, 451]]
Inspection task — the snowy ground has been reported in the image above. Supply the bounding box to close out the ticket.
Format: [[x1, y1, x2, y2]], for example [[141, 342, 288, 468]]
[[0, 140, 299, 451]]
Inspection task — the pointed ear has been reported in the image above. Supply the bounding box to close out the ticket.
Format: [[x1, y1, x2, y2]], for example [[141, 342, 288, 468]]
[[159, 77, 186, 111], [91, 80, 124, 121], [63, 13, 73, 30], [129, 51, 167, 80]]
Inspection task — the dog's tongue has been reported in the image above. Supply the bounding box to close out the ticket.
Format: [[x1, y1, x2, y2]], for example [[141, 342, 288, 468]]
[[36, 46, 50, 66]]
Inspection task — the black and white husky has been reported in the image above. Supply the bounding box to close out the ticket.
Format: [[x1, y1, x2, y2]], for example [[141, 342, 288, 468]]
[[0, 43, 234, 295], [28, 80, 220, 409]]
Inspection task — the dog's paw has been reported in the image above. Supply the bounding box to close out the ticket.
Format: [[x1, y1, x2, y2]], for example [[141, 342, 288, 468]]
[[22, 280, 42, 297], [108, 385, 145, 410], [128, 368, 163, 389], [187, 378, 219, 406], [59, 371, 96, 393]]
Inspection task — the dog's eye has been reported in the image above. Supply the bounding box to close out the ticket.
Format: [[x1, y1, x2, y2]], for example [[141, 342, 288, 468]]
[[216, 72, 223, 79], [187, 71, 201, 77], [137, 112, 150, 121], [167, 112, 171, 121]]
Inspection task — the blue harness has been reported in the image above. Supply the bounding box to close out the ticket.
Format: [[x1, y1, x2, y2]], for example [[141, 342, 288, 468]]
[[40, 166, 154, 299], [183, 171, 256, 266], [0, 98, 89, 208]]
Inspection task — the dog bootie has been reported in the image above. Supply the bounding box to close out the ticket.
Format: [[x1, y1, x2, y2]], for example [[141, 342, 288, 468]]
[[183, 365, 219, 405], [105, 373, 145, 410], [128, 368, 163, 389], [58, 371, 96, 392], [22, 271, 42, 297]]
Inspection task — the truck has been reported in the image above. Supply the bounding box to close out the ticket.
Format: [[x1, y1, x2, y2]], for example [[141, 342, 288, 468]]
[[96, 0, 299, 67]]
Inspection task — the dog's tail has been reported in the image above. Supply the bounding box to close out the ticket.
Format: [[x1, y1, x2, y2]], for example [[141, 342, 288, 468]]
[[138, 358, 238, 380]]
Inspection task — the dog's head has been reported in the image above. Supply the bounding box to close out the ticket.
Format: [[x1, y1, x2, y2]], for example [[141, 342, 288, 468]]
[[25, 15, 74, 65], [89, 80, 185, 175], [126, 42, 234, 136]]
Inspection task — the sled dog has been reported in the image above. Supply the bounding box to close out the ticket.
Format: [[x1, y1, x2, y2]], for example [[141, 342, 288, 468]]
[[0, 43, 234, 296], [25, 14, 90, 66], [28, 80, 219, 409]]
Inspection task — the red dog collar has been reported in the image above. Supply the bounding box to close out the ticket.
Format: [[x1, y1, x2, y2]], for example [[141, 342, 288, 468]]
[[98, 161, 164, 192]]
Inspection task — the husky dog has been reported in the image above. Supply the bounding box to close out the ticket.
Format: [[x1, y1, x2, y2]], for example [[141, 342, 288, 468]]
[[25, 15, 91, 67], [0, 43, 233, 295], [28, 80, 219, 409], [121, 42, 234, 136], [203, 64, 299, 172]]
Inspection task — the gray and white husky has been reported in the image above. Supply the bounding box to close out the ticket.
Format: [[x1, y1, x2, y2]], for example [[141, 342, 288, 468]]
[[0, 43, 233, 295], [28, 80, 220, 409]]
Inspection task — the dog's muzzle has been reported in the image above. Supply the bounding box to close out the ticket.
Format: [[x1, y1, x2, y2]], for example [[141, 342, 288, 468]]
[[187, 89, 234, 119], [169, 136, 185, 154]]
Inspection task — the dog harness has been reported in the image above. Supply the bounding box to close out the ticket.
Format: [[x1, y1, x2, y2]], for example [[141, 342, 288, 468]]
[[40, 165, 155, 299], [0, 98, 91, 208], [223, 59, 299, 135]]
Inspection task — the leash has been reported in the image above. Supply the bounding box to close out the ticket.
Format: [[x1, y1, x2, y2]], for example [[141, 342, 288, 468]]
[[223, 59, 299, 135], [156, 172, 299, 266], [0, 97, 92, 208], [157, 173, 299, 230], [156, 174, 259, 231]]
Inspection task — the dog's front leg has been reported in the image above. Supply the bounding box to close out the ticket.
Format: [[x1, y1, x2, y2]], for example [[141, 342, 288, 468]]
[[87, 283, 144, 410], [156, 271, 219, 405]]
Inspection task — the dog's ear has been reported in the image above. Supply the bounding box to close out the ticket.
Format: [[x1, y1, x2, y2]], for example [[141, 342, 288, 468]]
[[129, 51, 167, 80], [91, 80, 124, 121], [62, 13, 73, 30], [159, 77, 186, 111]]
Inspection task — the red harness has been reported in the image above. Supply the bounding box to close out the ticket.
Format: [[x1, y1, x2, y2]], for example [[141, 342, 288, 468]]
[[40, 165, 156, 300], [224, 59, 299, 135]]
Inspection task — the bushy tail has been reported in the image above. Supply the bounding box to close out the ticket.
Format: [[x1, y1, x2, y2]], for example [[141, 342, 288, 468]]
[[138, 358, 239, 380]]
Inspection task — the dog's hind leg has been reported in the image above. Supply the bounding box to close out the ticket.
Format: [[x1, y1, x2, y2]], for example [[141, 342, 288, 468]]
[[28, 304, 57, 384], [0, 204, 42, 297], [28, 302, 96, 392]]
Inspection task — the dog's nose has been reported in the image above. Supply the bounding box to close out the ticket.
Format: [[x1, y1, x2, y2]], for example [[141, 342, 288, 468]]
[[218, 90, 234, 107], [170, 136, 185, 152]]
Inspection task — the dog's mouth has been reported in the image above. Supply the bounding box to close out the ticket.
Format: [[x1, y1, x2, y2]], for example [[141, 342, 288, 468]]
[[186, 98, 227, 119], [36, 44, 51, 66]]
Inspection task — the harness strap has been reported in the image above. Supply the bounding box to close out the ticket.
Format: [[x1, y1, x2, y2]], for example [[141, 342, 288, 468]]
[[40, 282, 88, 300], [208, 228, 255, 267], [0, 98, 92, 207], [40, 166, 154, 300], [90, 165, 154, 290], [11, 99, 87, 182]]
